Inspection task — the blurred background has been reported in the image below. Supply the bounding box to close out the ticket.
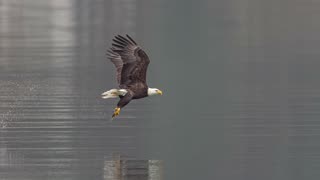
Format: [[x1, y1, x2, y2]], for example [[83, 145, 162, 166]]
[[1, 0, 320, 179]]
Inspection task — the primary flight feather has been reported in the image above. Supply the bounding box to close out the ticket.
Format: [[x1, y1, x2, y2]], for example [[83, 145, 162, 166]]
[[102, 35, 163, 119]]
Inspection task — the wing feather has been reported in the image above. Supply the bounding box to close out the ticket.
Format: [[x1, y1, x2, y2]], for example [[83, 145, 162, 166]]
[[116, 35, 134, 45], [112, 39, 127, 46], [126, 34, 137, 45], [107, 35, 150, 88], [107, 49, 123, 84]]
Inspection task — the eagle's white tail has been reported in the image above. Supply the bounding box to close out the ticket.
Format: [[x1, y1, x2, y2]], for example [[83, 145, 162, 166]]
[[101, 89, 127, 99]]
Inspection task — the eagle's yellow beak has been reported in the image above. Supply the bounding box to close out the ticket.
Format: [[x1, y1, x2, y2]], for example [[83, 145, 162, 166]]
[[156, 90, 163, 95]]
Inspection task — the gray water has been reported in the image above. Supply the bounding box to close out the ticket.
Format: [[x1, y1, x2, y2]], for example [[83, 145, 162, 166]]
[[1, 0, 320, 180]]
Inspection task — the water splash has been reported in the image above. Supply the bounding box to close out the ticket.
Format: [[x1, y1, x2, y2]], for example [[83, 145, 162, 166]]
[[0, 79, 41, 128]]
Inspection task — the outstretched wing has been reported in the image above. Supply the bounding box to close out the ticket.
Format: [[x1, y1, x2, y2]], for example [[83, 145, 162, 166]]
[[107, 35, 150, 88]]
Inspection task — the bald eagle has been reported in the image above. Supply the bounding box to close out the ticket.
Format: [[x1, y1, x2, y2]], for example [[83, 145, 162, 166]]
[[102, 35, 163, 119]]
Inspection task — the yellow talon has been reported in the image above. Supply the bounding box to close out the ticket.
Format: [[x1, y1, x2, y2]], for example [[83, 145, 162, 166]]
[[112, 107, 121, 118]]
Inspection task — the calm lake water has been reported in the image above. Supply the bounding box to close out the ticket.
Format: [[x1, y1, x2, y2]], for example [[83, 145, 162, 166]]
[[1, 0, 320, 180]]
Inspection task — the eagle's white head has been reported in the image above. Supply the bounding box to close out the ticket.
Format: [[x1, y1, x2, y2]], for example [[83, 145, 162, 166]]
[[148, 88, 163, 96]]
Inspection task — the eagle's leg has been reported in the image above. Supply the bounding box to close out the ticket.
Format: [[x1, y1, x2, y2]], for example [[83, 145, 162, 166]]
[[112, 107, 121, 118], [111, 92, 132, 119]]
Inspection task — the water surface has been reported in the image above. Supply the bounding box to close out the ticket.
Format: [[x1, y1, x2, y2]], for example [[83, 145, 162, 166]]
[[1, 0, 320, 180]]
